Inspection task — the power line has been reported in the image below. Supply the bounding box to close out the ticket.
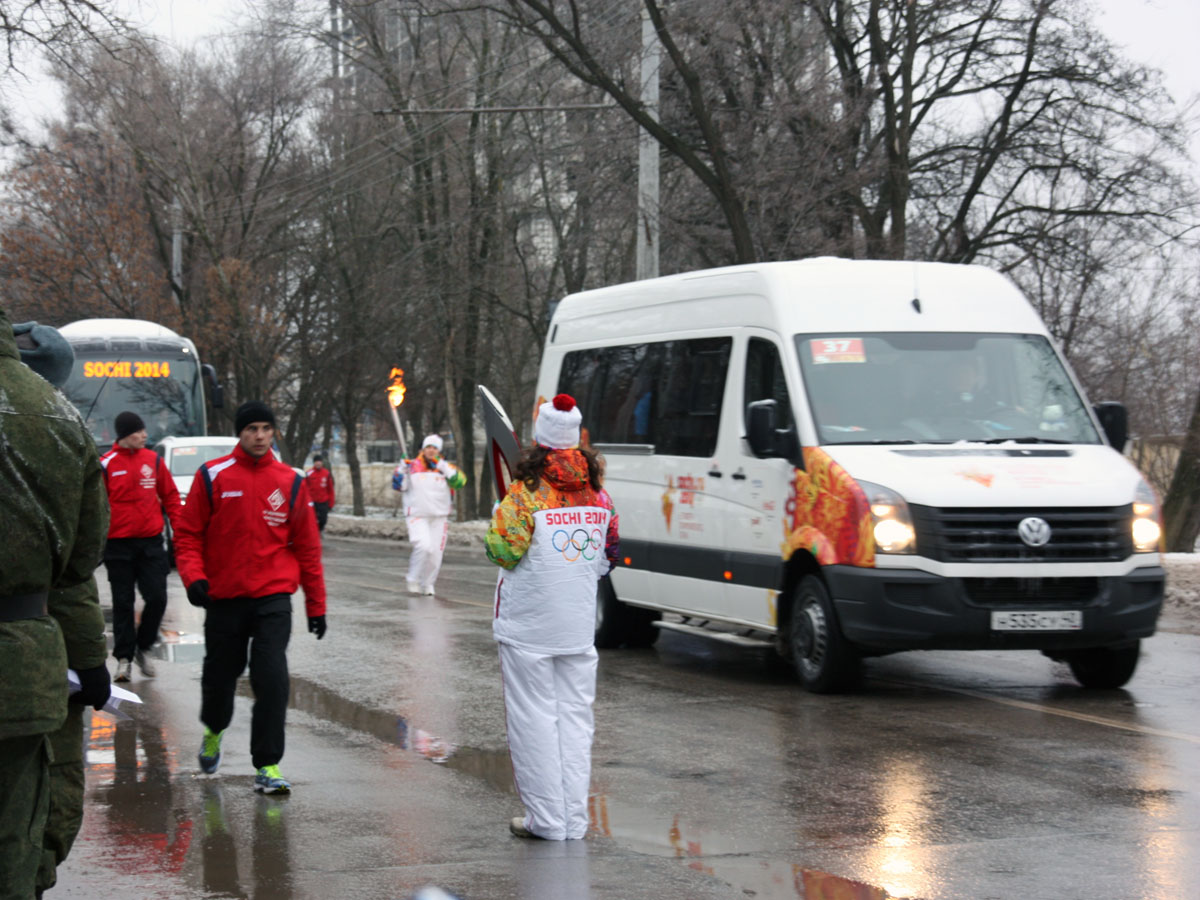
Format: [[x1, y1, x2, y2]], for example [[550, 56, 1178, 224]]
[[373, 104, 619, 115]]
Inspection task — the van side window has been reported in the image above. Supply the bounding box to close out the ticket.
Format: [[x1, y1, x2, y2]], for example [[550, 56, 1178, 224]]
[[744, 338, 793, 433], [557, 337, 732, 456], [657, 338, 731, 456]]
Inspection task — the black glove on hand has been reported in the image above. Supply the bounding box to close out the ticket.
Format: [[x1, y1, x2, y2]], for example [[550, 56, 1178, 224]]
[[187, 579, 211, 608], [69, 664, 112, 711], [307, 615, 327, 640]]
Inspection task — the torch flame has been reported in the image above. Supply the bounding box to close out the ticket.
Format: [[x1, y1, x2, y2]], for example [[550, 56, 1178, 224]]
[[387, 367, 407, 408]]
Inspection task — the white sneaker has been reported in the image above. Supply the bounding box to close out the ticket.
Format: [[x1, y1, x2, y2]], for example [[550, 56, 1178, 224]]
[[114, 660, 132, 683], [134, 648, 156, 677], [422, 584, 435, 596], [406, 581, 420, 594]]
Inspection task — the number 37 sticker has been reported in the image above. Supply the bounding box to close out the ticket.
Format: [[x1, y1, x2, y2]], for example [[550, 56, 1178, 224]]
[[810, 338, 866, 364]]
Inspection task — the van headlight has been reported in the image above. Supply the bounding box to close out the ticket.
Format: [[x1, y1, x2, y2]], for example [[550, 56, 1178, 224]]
[[858, 480, 916, 554], [1132, 479, 1162, 553]]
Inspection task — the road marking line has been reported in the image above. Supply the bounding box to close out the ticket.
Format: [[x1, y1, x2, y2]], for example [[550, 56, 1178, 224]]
[[906, 681, 1200, 744], [325, 576, 493, 609]]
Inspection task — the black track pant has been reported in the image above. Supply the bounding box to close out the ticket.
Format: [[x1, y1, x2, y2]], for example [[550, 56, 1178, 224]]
[[200, 594, 292, 770], [313, 502, 330, 532], [104, 535, 168, 661]]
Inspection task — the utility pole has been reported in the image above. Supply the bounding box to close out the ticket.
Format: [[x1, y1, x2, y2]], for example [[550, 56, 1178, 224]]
[[171, 196, 183, 297], [636, 4, 661, 281]]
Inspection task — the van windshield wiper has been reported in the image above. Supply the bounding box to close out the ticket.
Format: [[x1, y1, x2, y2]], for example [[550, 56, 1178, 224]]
[[973, 436, 1072, 444], [834, 438, 926, 445]]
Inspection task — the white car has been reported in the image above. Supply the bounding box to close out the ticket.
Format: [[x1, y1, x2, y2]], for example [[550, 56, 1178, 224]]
[[154, 435, 240, 503], [154, 436, 238, 562]]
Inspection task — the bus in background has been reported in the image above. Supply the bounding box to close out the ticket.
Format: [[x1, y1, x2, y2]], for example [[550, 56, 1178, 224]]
[[58, 318, 223, 447]]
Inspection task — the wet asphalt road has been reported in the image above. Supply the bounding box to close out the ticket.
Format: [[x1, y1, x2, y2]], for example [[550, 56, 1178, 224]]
[[51, 536, 1200, 900]]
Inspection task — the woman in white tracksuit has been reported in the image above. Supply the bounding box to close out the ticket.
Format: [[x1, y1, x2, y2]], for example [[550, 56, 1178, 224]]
[[398, 434, 466, 595], [485, 394, 619, 840]]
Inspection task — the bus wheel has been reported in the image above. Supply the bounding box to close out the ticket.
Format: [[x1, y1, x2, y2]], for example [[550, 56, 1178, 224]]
[[594, 576, 660, 649], [1065, 642, 1140, 689], [788, 575, 860, 693]]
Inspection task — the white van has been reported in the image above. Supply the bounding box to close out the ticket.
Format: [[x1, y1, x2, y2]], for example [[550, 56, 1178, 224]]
[[533, 258, 1165, 692]]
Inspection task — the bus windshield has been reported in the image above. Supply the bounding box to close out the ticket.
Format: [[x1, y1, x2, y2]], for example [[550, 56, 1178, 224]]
[[795, 332, 1100, 445], [62, 354, 205, 447]]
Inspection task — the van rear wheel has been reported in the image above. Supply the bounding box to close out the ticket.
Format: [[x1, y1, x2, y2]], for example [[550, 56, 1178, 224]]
[[594, 576, 660, 649], [1064, 641, 1140, 689], [788, 575, 860, 693]]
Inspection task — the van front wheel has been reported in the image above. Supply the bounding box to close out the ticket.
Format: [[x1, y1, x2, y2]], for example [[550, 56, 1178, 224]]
[[1064, 641, 1140, 689], [788, 575, 860, 693], [595, 576, 660, 649]]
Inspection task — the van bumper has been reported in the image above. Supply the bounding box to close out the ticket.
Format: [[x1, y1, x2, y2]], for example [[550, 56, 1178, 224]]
[[824, 564, 1165, 651]]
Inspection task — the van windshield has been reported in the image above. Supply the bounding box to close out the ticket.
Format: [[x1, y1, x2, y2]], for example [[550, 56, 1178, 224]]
[[795, 333, 1101, 445]]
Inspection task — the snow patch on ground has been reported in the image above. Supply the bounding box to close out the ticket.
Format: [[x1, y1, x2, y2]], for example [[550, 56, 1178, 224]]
[[1160, 553, 1200, 635], [326, 511, 488, 547]]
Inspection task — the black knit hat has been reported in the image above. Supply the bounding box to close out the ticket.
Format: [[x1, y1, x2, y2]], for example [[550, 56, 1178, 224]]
[[115, 411, 145, 440], [234, 400, 276, 435]]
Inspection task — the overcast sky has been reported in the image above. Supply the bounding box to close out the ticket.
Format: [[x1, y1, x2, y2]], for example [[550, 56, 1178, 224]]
[[4, 0, 1198, 161]]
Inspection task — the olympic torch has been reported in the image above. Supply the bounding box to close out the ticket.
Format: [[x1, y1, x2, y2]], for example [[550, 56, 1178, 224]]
[[386, 367, 409, 459]]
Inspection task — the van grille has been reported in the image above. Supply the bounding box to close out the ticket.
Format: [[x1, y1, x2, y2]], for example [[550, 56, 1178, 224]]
[[909, 505, 1132, 562], [962, 577, 1100, 607]]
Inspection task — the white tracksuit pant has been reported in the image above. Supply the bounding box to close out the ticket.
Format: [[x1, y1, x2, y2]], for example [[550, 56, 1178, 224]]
[[498, 641, 598, 840], [406, 515, 449, 589]]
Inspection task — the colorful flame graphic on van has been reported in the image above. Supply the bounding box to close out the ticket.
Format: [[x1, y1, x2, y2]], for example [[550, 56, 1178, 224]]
[[783, 447, 874, 567]]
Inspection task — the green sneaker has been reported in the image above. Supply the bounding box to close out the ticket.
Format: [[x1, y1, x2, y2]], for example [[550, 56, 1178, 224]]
[[254, 765, 291, 795], [198, 728, 223, 775]]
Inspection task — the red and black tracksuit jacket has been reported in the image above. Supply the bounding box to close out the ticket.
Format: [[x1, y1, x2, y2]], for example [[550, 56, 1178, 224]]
[[174, 444, 327, 616], [305, 467, 335, 505], [99, 445, 183, 538]]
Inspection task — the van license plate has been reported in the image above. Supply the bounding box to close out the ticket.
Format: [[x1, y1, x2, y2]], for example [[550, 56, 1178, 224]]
[[990, 610, 1082, 631]]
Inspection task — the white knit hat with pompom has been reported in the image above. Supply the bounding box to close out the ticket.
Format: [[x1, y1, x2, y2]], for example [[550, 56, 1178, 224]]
[[534, 394, 582, 449]]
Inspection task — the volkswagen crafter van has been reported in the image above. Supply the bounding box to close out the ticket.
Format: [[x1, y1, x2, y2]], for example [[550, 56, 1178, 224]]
[[527, 258, 1165, 692]]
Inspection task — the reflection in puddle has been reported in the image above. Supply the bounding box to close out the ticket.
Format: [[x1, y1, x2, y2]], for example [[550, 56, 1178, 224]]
[[589, 793, 905, 899], [279, 674, 462, 766]]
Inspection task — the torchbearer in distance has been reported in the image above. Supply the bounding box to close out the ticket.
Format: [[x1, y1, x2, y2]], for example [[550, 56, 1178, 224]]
[[394, 435, 466, 596]]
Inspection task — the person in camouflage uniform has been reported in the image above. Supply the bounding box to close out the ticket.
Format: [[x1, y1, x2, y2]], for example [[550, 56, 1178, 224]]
[[1, 306, 109, 900], [12, 319, 113, 897]]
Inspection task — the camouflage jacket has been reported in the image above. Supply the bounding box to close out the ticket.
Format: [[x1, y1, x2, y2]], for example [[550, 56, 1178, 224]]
[[0, 305, 109, 738]]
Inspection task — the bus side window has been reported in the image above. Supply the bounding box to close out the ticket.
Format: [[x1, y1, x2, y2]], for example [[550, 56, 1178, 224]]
[[744, 338, 793, 434]]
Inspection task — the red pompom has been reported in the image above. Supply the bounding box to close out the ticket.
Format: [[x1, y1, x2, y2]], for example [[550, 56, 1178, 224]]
[[552, 393, 576, 411]]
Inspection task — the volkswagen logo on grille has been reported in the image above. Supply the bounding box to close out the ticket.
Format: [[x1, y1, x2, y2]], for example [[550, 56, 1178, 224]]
[[1017, 516, 1052, 547]]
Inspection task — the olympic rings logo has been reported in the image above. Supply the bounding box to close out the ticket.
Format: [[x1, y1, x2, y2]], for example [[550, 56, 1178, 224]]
[[552, 528, 603, 562]]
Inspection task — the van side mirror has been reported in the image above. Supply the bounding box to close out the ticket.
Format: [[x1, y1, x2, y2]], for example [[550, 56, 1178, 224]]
[[746, 400, 801, 465], [202, 363, 224, 409], [1094, 401, 1128, 452]]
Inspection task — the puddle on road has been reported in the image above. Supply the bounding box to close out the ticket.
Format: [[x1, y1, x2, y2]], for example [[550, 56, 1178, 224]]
[[272, 677, 906, 899]]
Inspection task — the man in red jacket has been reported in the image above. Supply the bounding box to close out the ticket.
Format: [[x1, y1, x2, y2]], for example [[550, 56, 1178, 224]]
[[99, 411, 183, 683], [304, 453, 335, 532], [174, 401, 328, 795]]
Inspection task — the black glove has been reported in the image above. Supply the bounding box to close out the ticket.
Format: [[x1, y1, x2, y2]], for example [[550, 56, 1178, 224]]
[[69, 664, 112, 711], [187, 579, 211, 608], [307, 615, 327, 640]]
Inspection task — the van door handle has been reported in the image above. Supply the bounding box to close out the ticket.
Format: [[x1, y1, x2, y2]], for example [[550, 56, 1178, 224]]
[[731, 471, 747, 480], [707, 469, 723, 477]]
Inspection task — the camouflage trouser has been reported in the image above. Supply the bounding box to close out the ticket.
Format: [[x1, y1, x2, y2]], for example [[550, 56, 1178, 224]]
[[0, 734, 51, 900], [35, 705, 85, 894]]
